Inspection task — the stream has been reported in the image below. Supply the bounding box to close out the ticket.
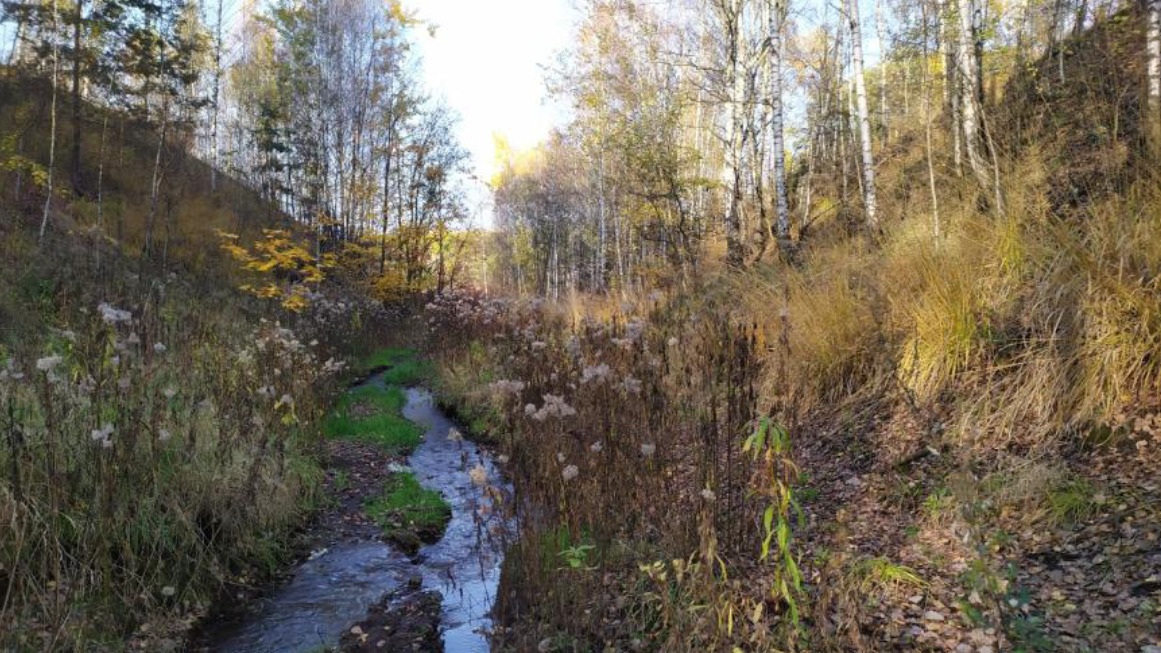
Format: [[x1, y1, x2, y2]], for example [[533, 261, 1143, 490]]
[[205, 383, 511, 652]]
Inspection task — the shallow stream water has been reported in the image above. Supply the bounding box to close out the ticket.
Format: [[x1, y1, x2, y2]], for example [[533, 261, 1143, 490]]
[[206, 383, 509, 652]]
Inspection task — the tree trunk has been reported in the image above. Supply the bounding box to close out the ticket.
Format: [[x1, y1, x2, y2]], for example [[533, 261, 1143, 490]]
[[922, 0, 941, 241], [769, 0, 791, 250], [724, 0, 747, 266], [956, 0, 991, 190], [143, 110, 169, 259], [845, 0, 879, 232], [875, 0, 889, 143], [70, 0, 83, 193], [96, 113, 108, 271], [1148, 0, 1161, 159], [1073, 0, 1088, 37], [211, 0, 223, 191], [39, 0, 60, 245]]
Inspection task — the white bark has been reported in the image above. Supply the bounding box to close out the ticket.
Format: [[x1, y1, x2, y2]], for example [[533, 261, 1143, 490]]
[[922, 0, 941, 241], [1148, 0, 1161, 157], [38, 0, 60, 245], [844, 0, 879, 231], [211, 0, 224, 191], [875, 0, 889, 142], [956, 0, 989, 189], [722, 0, 747, 265], [769, 0, 790, 246]]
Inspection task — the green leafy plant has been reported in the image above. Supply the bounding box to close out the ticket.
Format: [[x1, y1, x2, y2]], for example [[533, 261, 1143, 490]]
[[743, 416, 804, 626]]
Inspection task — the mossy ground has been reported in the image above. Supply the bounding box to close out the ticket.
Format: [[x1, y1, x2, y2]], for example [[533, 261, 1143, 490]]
[[365, 472, 451, 555], [323, 381, 422, 453], [326, 348, 449, 554], [358, 347, 433, 386]]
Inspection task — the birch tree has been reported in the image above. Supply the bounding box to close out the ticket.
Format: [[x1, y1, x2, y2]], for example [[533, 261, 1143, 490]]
[[715, 0, 749, 266], [1148, 0, 1161, 159], [768, 0, 790, 249], [38, 0, 60, 244], [955, 0, 991, 191], [844, 0, 878, 232]]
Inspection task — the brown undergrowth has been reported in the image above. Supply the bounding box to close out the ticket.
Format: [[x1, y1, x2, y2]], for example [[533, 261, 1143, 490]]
[[426, 11, 1161, 651]]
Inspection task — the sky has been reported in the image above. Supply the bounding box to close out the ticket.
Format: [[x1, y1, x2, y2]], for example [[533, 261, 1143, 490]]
[[413, 0, 577, 185]]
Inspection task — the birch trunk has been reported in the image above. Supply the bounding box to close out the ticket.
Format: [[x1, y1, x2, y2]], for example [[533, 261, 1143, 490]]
[[211, 0, 223, 191], [875, 0, 889, 143], [1148, 0, 1161, 159], [38, 0, 60, 245], [769, 0, 791, 248], [845, 0, 879, 232], [70, 0, 83, 193], [724, 0, 747, 266], [956, 0, 990, 190], [922, 0, 941, 241]]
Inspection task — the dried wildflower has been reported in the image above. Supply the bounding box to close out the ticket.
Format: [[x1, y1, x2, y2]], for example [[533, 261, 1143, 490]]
[[524, 403, 537, 416], [531, 340, 548, 351], [158, 428, 172, 442], [257, 385, 276, 399], [667, 336, 679, 347], [163, 387, 177, 400], [276, 394, 294, 409], [489, 379, 526, 395], [626, 318, 646, 343], [589, 441, 603, 453], [700, 488, 716, 502], [153, 342, 167, 354], [469, 463, 488, 487], [98, 303, 132, 324], [640, 443, 656, 457], [447, 427, 464, 442], [561, 464, 579, 482], [160, 586, 176, 597], [620, 375, 643, 395], [90, 423, 114, 448], [497, 454, 510, 464], [536, 394, 577, 420], [556, 452, 566, 463], [36, 355, 63, 372], [580, 363, 610, 385]]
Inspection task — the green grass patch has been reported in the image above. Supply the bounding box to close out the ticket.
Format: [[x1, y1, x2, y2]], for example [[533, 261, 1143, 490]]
[[359, 347, 432, 386], [365, 472, 451, 553], [323, 383, 422, 452]]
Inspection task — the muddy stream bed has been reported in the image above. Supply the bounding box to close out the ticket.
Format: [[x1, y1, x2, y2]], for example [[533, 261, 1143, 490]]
[[200, 381, 511, 652]]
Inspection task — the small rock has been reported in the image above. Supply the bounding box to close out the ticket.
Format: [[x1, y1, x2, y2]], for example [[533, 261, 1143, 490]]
[[955, 645, 972, 653], [923, 611, 946, 622]]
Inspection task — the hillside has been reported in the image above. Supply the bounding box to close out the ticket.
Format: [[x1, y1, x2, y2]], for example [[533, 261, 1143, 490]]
[[3, 0, 1161, 651], [0, 71, 397, 650], [423, 6, 1161, 652]]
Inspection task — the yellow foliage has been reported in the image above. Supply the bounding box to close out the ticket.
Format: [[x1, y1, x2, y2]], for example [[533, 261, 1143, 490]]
[[218, 229, 329, 312]]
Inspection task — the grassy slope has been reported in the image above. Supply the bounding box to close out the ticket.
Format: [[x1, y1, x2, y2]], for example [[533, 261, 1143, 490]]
[[725, 12, 1161, 651], [0, 74, 350, 650], [432, 10, 1161, 652]]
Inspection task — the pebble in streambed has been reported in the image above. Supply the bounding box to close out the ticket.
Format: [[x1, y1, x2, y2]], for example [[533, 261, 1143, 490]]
[[202, 379, 510, 653]]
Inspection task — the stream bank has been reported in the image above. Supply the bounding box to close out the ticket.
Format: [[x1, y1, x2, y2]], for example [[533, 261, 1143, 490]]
[[195, 360, 511, 652]]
